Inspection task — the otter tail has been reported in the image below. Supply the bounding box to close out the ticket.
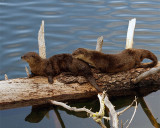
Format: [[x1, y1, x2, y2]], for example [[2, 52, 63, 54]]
[[86, 75, 103, 92], [140, 49, 158, 68]]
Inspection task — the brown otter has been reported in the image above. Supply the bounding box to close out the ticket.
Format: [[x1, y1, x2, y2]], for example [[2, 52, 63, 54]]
[[21, 52, 102, 92], [72, 48, 158, 73]]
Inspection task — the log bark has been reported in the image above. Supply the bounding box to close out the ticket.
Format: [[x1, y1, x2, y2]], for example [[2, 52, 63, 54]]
[[0, 66, 160, 110]]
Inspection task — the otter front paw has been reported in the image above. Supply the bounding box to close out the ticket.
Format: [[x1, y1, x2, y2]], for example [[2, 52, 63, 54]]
[[48, 76, 53, 84], [29, 73, 35, 78]]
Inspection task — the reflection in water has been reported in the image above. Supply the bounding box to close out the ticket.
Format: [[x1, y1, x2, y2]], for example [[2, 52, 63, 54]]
[[139, 97, 160, 128], [25, 100, 108, 127], [25, 87, 160, 128], [54, 107, 65, 128], [25, 104, 65, 128], [25, 89, 160, 128], [25, 97, 136, 127], [25, 104, 51, 123]]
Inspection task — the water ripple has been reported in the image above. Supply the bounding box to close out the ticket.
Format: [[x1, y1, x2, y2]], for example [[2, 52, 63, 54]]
[[0, 0, 160, 78]]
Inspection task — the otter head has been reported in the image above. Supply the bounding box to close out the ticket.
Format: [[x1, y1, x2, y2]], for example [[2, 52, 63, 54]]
[[21, 52, 42, 65], [72, 48, 90, 59], [72, 48, 96, 67]]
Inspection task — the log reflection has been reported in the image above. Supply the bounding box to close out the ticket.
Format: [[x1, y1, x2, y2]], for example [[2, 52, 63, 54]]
[[139, 97, 160, 128], [25, 104, 65, 128], [25, 89, 160, 128]]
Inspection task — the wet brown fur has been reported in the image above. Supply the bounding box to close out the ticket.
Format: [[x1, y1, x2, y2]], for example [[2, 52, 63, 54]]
[[72, 48, 158, 73], [21, 52, 102, 92]]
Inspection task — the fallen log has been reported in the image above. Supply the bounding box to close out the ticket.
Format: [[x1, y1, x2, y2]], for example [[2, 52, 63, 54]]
[[0, 65, 160, 110]]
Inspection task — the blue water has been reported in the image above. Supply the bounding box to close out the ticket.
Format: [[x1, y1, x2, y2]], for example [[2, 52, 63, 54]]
[[0, 0, 160, 127]]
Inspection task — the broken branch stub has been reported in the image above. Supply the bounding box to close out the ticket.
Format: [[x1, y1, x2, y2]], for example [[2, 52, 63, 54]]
[[25, 66, 30, 77], [133, 66, 160, 84], [96, 36, 103, 52], [104, 94, 119, 128], [4, 74, 8, 80], [38, 20, 46, 59], [126, 18, 136, 49]]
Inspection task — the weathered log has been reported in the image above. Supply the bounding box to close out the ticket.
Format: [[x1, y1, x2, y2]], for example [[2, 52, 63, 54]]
[[0, 76, 96, 110], [0, 66, 160, 110]]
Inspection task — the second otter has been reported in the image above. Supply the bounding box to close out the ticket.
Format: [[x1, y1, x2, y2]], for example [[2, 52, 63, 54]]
[[21, 52, 102, 92], [72, 48, 158, 73]]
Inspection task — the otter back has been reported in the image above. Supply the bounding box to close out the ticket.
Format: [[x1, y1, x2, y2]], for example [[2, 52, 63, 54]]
[[72, 48, 158, 73]]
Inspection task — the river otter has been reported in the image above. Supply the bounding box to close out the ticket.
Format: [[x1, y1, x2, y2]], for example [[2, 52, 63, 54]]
[[72, 48, 158, 73], [21, 52, 102, 92]]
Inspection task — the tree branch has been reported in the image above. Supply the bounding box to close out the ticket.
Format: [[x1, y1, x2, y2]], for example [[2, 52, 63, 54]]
[[96, 36, 103, 52], [25, 66, 30, 77], [133, 66, 160, 84], [38, 20, 46, 59], [104, 94, 119, 128], [4, 74, 8, 80], [126, 18, 136, 49], [49, 100, 94, 115], [126, 97, 138, 128], [117, 97, 137, 116]]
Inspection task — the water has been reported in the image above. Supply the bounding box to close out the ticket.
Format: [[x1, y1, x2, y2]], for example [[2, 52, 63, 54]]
[[0, 0, 160, 127]]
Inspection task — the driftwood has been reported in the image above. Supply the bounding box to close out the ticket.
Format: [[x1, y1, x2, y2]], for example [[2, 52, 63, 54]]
[[1, 19, 160, 111], [126, 18, 136, 49], [38, 20, 46, 59], [0, 66, 160, 110]]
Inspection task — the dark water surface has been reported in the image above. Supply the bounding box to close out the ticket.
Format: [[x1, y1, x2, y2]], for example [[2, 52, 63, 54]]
[[0, 0, 160, 127]]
